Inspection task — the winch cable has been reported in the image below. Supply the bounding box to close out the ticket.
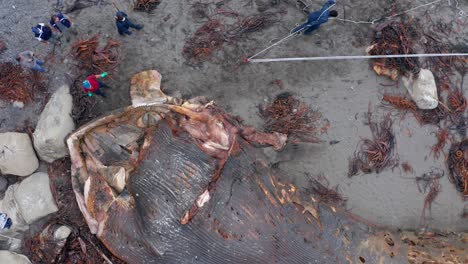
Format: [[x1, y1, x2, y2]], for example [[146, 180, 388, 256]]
[[248, 53, 468, 63]]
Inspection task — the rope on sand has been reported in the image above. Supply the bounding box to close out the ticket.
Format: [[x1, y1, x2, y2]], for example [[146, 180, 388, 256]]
[[246, 2, 336, 61], [248, 53, 468, 63]]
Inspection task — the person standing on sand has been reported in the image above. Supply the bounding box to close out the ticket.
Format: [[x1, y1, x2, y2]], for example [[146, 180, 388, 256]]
[[50, 13, 76, 42], [115, 11, 144, 35], [292, 0, 338, 35], [82, 72, 110, 97], [32, 23, 60, 45], [16, 51, 45, 72]]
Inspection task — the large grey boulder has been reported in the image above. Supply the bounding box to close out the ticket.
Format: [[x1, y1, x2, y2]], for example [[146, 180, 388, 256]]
[[0, 133, 38, 176], [0, 172, 58, 233], [0, 251, 31, 264], [33, 85, 75, 163], [0, 185, 28, 234], [13, 172, 58, 224], [402, 69, 438, 110]]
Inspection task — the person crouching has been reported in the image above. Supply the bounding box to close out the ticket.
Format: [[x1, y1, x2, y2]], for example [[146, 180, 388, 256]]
[[82, 72, 110, 97]]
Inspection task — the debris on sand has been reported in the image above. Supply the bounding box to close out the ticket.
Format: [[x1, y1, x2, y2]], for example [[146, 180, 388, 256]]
[[367, 21, 421, 80], [0, 62, 46, 104], [259, 92, 326, 143], [412, 167, 444, 194], [431, 128, 450, 159], [381, 92, 450, 125], [134, 0, 161, 13], [419, 176, 441, 228], [348, 106, 397, 177], [305, 174, 346, 206], [447, 139, 468, 196], [401, 162, 413, 174], [382, 94, 417, 112], [447, 88, 467, 115], [71, 35, 120, 74]]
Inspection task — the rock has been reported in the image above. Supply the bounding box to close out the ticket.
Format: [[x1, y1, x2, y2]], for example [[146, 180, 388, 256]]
[[33, 85, 75, 163], [12, 101, 24, 108], [0, 132, 39, 176], [130, 70, 168, 107], [54, 225, 72, 241], [0, 185, 28, 233], [13, 172, 58, 224], [402, 69, 438, 110], [0, 251, 31, 264]]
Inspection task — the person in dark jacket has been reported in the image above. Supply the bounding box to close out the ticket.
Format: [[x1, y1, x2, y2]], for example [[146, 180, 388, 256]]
[[115, 11, 143, 35], [292, 0, 338, 35], [50, 13, 76, 41], [32, 23, 60, 44], [50, 13, 72, 33]]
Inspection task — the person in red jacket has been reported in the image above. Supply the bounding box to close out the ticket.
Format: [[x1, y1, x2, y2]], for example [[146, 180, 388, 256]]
[[82, 72, 109, 97]]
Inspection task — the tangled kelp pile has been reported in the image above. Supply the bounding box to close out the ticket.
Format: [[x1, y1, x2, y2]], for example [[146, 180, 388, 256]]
[[348, 107, 397, 177], [0, 62, 46, 104], [182, 9, 281, 63], [71, 35, 120, 74], [182, 20, 226, 62], [367, 21, 421, 80], [260, 92, 327, 143]]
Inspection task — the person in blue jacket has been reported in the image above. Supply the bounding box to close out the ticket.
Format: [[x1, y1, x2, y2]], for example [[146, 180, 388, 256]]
[[115, 11, 143, 35], [50, 13, 72, 33], [32, 23, 60, 45], [292, 0, 338, 35]]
